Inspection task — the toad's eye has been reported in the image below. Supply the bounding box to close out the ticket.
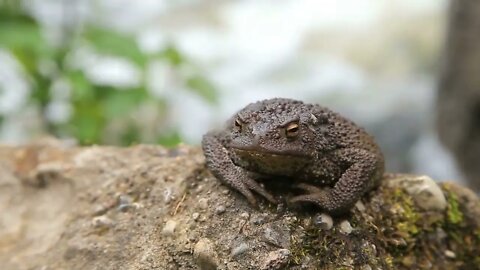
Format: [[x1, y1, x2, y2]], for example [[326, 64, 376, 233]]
[[285, 122, 299, 138], [234, 119, 242, 130]]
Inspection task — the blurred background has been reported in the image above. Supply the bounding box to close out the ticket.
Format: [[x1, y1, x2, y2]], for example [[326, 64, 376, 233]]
[[1, 0, 479, 189]]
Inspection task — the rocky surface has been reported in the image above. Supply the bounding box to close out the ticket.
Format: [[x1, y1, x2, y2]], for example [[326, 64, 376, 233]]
[[0, 140, 479, 270]]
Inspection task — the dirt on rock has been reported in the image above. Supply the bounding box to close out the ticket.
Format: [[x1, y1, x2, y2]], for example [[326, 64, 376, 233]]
[[0, 140, 479, 270]]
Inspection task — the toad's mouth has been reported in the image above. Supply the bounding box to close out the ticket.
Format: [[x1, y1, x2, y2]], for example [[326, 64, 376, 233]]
[[230, 147, 312, 176], [229, 144, 312, 158]]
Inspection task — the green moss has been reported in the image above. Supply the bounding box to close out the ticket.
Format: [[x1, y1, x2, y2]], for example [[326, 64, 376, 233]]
[[287, 184, 479, 269], [384, 255, 394, 268], [389, 189, 420, 236], [446, 192, 463, 225]]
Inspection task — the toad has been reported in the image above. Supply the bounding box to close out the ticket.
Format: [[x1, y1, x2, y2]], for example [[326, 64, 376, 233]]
[[202, 98, 384, 214]]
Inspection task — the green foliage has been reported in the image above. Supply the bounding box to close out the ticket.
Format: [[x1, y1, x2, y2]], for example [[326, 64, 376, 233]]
[[187, 75, 218, 104], [0, 1, 218, 146], [84, 27, 147, 67], [156, 131, 182, 147], [160, 46, 185, 66]]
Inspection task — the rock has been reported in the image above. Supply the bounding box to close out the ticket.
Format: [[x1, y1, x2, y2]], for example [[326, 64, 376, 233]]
[[441, 182, 480, 218], [163, 187, 174, 203], [1, 143, 480, 270], [385, 175, 447, 211], [231, 242, 249, 258], [92, 215, 114, 229], [260, 249, 291, 270], [117, 194, 133, 211], [313, 213, 333, 230], [355, 200, 366, 212], [193, 238, 219, 270], [262, 221, 290, 248], [339, 220, 353, 235], [215, 205, 226, 215], [444, 250, 456, 259], [198, 198, 209, 210], [360, 265, 372, 270], [161, 220, 177, 236], [251, 215, 266, 225]]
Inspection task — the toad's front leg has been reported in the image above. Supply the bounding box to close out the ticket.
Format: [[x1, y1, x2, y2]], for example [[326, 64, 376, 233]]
[[290, 148, 383, 214], [202, 132, 277, 205]]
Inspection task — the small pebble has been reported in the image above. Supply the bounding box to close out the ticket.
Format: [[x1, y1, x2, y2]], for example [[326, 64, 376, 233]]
[[131, 202, 143, 209], [193, 238, 219, 270], [313, 213, 333, 230], [92, 215, 114, 229], [118, 204, 131, 212], [118, 194, 133, 205], [192, 212, 200, 221], [117, 194, 134, 212], [221, 189, 230, 195], [252, 216, 266, 225], [215, 205, 226, 215], [263, 228, 281, 247], [360, 265, 372, 270], [339, 220, 353, 235], [92, 204, 109, 216], [436, 228, 447, 241], [444, 250, 456, 259], [162, 220, 177, 236], [355, 200, 366, 212], [198, 198, 209, 210], [163, 188, 174, 203], [391, 238, 407, 247], [362, 241, 378, 257], [231, 242, 249, 257], [240, 212, 250, 219], [262, 222, 290, 248], [260, 249, 291, 270]]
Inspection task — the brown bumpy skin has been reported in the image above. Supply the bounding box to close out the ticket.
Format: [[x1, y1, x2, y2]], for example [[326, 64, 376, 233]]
[[202, 98, 384, 215]]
